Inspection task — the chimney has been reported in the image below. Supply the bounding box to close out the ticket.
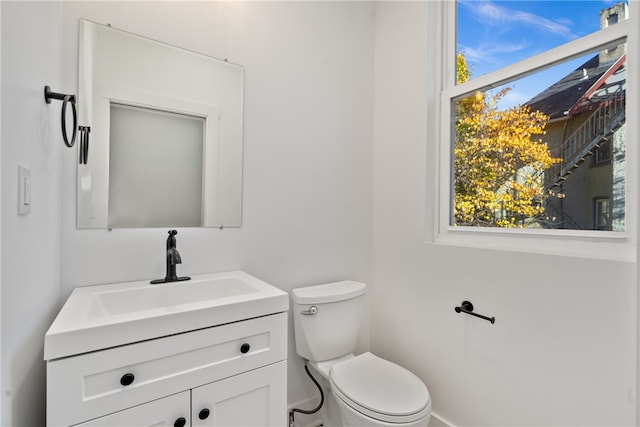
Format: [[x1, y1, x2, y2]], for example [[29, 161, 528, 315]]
[[599, 2, 628, 64]]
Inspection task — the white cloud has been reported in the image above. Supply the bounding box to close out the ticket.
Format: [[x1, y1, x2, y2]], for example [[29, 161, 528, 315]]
[[460, 0, 576, 39], [500, 89, 531, 108], [459, 41, 531, 65]]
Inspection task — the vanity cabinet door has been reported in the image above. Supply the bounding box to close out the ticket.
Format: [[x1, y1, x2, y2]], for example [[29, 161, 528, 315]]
[[75, 391, 190, 427], [191, 361, 286, 427], [47, 313, 287, 427]]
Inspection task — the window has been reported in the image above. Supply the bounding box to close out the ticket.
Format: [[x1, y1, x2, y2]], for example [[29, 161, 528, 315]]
[[433, 1, 637, 260], [594, 197, 611, 230], [593, 140, 612, 165]]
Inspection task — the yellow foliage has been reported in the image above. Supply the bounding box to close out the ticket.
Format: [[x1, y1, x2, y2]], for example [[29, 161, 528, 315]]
[[454, 53, 560, 227]]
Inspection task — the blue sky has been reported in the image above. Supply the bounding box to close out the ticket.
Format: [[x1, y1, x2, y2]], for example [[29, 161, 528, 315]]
[[457, 0, 627, 108]]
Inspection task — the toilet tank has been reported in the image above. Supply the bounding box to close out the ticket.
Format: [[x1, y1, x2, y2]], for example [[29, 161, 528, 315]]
[[291, 281, 367, 362]]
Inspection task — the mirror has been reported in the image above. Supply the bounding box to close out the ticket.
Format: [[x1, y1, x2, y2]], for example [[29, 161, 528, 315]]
[[77, 19, 244, 228]]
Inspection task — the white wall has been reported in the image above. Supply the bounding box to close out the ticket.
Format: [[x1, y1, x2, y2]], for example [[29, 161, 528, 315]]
[[371, 2, 637, 426], [0, 3, 374, 424], [1, 2, 63, 426], [60, 1, 374, 412]]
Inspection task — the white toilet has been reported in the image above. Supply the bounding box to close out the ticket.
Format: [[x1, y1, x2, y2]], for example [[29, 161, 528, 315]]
[[292, 281, 431, 427]]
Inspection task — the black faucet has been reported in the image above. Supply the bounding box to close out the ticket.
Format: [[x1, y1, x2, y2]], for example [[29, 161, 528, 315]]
[[150, 230, 191, 284]]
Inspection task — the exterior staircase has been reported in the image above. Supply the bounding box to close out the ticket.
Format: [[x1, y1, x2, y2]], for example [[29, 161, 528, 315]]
[[540, 199, 584, 230], [537, 93, 625, 229], [543, 93, 625, 191]]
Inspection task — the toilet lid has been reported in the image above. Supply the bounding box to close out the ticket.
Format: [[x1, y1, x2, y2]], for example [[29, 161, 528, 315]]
[[330, 352, 430, 423]]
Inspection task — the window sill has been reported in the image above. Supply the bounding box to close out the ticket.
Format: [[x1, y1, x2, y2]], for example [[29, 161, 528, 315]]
[[431, 226, 635, 262]]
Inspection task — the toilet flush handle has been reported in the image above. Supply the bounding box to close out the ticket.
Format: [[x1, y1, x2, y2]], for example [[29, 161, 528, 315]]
[[301, 306, 318, 315]]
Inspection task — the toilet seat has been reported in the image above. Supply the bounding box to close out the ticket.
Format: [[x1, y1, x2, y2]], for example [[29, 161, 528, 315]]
[[329, 352, 431, 424]]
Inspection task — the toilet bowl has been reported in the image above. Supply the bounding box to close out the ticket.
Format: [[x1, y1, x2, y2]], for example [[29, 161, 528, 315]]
[[292, 281, 431, 427]]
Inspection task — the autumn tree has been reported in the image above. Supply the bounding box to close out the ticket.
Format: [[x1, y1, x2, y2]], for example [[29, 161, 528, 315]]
[[454, 53, 560, 228]]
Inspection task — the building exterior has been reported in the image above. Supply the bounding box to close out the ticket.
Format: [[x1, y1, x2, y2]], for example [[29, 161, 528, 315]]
[[526, 2, 627, 231]]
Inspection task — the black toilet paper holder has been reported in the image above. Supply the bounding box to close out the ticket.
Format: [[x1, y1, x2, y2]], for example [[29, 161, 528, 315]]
[[455, 300, 495, 324]]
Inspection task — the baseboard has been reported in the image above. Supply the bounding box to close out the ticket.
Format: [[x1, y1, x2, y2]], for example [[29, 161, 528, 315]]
[[288, 396, 323, 427], [430, 411, 455, 427]]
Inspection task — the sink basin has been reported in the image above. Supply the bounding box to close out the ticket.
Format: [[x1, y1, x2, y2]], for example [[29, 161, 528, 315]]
[[92, 276, 259, 316], [45, 271, 288, 360]]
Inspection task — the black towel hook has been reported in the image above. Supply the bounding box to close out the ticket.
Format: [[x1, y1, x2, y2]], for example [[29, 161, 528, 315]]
[[44, 85, 77, 148]]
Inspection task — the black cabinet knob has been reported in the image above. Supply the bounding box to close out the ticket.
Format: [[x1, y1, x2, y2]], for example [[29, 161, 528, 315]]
[[174, 417, 186, 427], [240, 343, 250, 354], [120, 373, 135, 386], [199, 408, 210, 420]]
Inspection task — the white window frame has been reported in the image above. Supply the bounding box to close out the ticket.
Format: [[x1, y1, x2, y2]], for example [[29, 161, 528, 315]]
[[429, 1, 639, 262]]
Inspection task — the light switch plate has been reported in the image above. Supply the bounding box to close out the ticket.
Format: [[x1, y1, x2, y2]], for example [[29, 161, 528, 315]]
[[18, 164, 31, 215]]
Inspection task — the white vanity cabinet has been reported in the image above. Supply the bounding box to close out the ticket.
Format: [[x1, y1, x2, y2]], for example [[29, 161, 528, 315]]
[[46, 313, 288, 427]]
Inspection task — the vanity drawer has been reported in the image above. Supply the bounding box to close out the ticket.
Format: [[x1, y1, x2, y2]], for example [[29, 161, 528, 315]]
[[46, 312, 287, 427]]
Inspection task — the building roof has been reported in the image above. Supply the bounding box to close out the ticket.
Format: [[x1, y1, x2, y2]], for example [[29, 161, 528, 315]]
[[525, 55, 620, 120]]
